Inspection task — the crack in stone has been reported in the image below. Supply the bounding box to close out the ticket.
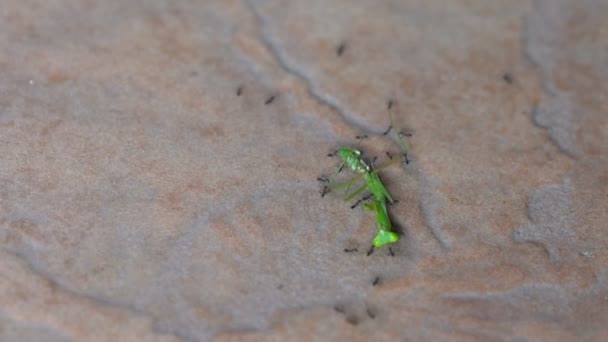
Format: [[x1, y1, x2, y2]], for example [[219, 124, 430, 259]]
[[418, 173, 451, 251], [0, 306, 76, 342], [514, 0, 586, 266], [513, 176, 579, 263], [243, 0, 374, 134], [443, 270, 607, 310], [531, 96, 580, 158], [241, 1, 449, 252], [5, 249, 188, 342], [523, 0, 581, 159]]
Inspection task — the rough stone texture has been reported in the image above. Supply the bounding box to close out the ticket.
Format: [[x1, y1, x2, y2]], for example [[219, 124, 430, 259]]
[[1, 0, 607, 341]]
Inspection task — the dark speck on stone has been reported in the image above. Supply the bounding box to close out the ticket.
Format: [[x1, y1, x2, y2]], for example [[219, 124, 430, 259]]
[[337, 42, 346, 56]]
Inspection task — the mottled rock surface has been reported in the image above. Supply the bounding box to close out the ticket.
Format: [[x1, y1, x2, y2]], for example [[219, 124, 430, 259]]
[[1, 0, 607, 341]]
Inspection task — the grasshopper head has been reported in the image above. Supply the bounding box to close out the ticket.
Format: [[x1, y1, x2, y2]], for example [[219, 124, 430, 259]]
[[337, 148, 369, 173], [337, 147, 360, 161]]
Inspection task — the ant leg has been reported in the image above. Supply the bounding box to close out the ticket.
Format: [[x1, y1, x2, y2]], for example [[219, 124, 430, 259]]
[[321, 186, 330, 198], [343, 248, 358, 253], [366, 245, 375, 256], [388, 247, 395, 257], [317, 176, 329, 183], [383, 125, 392, 135], [351, 194, 372, 209], [356, 135, 368, 140], [385, 151, 393, 160]]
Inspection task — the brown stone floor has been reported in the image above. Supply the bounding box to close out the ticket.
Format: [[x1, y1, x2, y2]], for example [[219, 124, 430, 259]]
[[1, 1, 606, 341]]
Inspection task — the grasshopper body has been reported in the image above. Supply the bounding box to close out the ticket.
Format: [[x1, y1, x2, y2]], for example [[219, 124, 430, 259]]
[[364, 199, 399, 247], [325, 147, 400, 248]]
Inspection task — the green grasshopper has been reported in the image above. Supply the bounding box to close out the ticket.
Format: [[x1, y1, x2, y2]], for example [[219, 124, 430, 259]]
[[331, 148, 394, 204], [321, 147, 399, 248]]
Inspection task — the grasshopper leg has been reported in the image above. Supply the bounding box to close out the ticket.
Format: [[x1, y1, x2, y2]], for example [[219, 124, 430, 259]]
[[344, 182, 368, 203]]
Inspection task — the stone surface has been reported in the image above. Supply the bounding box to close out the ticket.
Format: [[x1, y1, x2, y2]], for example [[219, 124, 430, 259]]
[[1, 0, 607, 341]]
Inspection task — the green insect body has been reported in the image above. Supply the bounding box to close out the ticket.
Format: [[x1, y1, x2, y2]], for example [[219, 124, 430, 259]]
[[364, 199, 399, 247], [363, 171, 394, 204], [337, 147, 370, 174], [328, 147, 399, 247], [322, 107, 411, 248], [336, 147, 394, 204]]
